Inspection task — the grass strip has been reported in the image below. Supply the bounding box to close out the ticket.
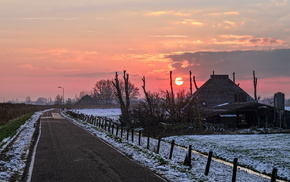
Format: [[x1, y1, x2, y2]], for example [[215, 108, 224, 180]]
[[0, 113, 33, 142]]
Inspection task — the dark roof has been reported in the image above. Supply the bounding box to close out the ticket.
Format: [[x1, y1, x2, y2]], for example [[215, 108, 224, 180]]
[[75, 95, 95, 105], [190, 75, 255, 108]]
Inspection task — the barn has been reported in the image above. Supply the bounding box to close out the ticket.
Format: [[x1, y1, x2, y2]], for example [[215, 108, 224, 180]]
[[185, 74, 290, 129]]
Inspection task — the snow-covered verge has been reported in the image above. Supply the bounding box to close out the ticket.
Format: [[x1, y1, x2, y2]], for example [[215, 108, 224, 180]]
[[164, 134, 290, 181], [0, 110, 48, 181], [62, 109, 274, 182]]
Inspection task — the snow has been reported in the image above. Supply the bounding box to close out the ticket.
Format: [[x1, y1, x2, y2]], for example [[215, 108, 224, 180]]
[[1, 108, 288, 181], [285, 106, 290, 111], [62, 109, 287, 182], [73, 108, 121, 120], [164, 134, 290, 181], [0, 110, 50, 181]]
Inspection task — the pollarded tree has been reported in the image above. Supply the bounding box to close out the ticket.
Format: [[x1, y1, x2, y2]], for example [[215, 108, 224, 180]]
[[112, 71, 140, 127]]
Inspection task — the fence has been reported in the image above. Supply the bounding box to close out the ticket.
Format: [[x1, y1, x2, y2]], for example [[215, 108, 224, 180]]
[[64, 110, 281, 182]]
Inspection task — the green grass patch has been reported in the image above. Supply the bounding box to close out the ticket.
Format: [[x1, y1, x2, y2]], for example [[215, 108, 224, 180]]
[[0, 113, 33, 142]]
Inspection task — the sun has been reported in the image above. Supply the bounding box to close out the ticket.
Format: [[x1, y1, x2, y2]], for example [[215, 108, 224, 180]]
[[175, 77, 184, 86]]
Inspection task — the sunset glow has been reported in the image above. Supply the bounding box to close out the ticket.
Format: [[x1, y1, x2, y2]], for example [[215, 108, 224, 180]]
[[1, 0, 290, 102]]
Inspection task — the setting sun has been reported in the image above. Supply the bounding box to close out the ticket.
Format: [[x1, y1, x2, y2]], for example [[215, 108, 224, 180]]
[[175, 77, 184, 86]]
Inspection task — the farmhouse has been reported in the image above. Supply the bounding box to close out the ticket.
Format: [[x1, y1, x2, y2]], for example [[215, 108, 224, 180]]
[[186, 74, 290, 129], [189, 74, 255, 108]]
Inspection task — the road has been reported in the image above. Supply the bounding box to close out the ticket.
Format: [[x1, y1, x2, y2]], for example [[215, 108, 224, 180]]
[[30, 110, 166, 182]]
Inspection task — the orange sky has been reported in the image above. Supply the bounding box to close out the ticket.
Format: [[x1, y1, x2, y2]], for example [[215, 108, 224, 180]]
[[1, 0, 290, 102]]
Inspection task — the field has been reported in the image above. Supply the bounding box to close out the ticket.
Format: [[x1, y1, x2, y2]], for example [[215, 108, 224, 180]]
[[76, 108, 290, 181], [164, 134, 290, 180]]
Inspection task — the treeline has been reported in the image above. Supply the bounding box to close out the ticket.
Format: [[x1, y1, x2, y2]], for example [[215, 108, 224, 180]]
[[89, 70, 201, 135], [0, 103, 50, 126]]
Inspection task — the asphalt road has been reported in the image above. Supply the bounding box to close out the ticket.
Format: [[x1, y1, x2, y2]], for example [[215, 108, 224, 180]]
[[30, 110, 166, 182]]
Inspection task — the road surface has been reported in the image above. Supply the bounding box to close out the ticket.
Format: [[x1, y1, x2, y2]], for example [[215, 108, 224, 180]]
[[30, 109, 166, 182]]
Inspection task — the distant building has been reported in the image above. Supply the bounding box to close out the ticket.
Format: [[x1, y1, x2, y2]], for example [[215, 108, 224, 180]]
[[75, 95, 95, 105]]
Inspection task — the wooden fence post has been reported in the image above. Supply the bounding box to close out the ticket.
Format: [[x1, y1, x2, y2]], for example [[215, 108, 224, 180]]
[[108, 122, 111, 132], [138, 130, 141, 146], [205, 150, 213, 175], [111, 124, 114, 134], [232, 158, 238, 182], [156, 137, 161, 154], [183, 145, 192, 168], [116, 126, 119, 136], [147, 132, 150, 149], [126, 128, 129, 140], [121, 127, 123, 138], [271, 168, 278, 182], [131, 129, 134, 142], [169, 140, 175, 159]]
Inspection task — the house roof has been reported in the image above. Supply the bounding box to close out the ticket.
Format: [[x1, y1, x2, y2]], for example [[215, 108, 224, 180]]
[[190, 75, 255, 108]]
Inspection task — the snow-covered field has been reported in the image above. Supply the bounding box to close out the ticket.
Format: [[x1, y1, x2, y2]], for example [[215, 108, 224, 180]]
[[73, 108, 121, 121], [65, 109, 286, 181], [164, 134, 290, 181]]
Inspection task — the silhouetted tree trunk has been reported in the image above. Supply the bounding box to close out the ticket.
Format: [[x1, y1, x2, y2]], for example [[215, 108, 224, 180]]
[[189, 71, 193, 95], [193, 76, 198, 90], [142, 76, 153, 116], [253, 70, 258, 102], [112, 71, 131, 127], [169, 71, 176, 121]]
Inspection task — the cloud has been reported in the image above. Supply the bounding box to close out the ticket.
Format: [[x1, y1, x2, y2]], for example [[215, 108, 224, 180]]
[[219, 35, 252, 39], [178, 19, 204, 26], [145, 11, 190, 17], [206, 11, 240, 16], [224, 11, 240, 15], [29, 48, 98, 64], [248, 37, 285, 46], [223, 20, 237, 27], [15, 18, 79, 20], [149, 35, 188, 38], [113, 53, 170, 63], [212, 35, 286, 47], [165, 49, 290, 81]]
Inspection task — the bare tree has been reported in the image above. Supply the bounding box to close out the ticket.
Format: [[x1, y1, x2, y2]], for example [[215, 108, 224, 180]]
[[93, 79, 114, 104], [54, 94, 63, 105], [112, 71, 135, 127], [26, 96, 31, 104]]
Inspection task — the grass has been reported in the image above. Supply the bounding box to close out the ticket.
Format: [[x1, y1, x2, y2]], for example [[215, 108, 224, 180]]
[[0, 113, 33, 143]]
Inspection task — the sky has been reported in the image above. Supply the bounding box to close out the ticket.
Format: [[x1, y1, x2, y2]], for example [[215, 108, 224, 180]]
[[1, 0, 290, 102]]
